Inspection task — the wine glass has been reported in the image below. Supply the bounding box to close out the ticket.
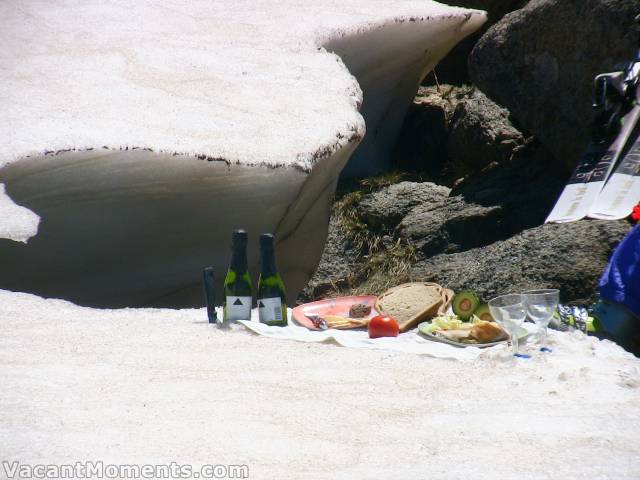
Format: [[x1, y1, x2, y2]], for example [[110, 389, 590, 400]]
[[488, 294, 528, 358], [523, 289, 559, 352]]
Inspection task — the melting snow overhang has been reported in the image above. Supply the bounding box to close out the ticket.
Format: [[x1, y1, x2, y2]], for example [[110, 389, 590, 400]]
[[0, 1, 485, 307]]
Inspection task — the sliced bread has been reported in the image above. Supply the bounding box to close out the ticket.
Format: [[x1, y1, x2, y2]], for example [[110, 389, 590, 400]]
[[375, 282, 445, 332]]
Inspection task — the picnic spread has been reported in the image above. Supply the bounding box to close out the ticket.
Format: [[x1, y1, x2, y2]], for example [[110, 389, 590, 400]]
[[198, 222, 640, 358], [236, 286, 601, 358], [198, 24, 640, 356], [237, 311, 533, 361], [204, 229, 609, 357]]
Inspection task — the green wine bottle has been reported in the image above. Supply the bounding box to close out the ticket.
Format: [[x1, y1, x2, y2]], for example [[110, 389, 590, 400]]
[[257, 233, 287, 326], [223, 230, 253, 326]]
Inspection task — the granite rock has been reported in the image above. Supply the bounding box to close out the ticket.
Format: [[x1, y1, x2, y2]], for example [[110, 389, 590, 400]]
[[469, 0, 640, 168], [411, 219, 632, 305]]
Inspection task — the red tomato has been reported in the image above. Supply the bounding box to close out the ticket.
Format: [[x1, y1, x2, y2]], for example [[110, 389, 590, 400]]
[[368, 314, 399, 338]]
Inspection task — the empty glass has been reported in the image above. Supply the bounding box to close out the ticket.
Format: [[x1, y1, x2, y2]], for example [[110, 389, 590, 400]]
[[523, 289, 559, 352], [488, 294, 527, 357]]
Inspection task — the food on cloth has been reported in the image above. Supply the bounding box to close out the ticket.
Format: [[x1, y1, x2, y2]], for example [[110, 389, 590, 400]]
[[349, 303, 372, 318], [469, 321, 506, 342], [436, 328, 475, 343], [291, 295, 379, 330], [376, 282, 453, 333], [423, 313, 467, 333], [423, 314, 507, 344], [452, 290, 481, 321], [368, 315, 399, 338], [323, 315, 368, 329], [304, 313, 328, 330], [472, 303, 493, 321], [439, 287, 455, 315]]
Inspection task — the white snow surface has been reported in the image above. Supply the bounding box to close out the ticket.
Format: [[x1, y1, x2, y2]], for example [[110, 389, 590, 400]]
[[2, 289, 640, 479], [0, 0, 484, 171], [0, 0, 485, 305], [0, 184, 39, 243]]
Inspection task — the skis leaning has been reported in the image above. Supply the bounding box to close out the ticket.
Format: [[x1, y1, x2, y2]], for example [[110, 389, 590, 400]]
[[588, 60, 640, 220], [588, 120, 640, 219], [547, 33, 640, 224], [545, 104, 638, 224]]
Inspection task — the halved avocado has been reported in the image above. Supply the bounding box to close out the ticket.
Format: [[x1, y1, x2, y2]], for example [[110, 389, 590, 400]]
[[452, 291, 481, 321], [473, 303, 493, 322]]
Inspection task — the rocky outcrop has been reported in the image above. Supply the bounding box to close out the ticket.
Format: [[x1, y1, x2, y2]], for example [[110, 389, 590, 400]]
[[452, 139, 567, 234], [447, 90, 525, 178], [358, 181, 451, 228], [430, 0, 528, 83], [392, 86, 529, 183], [303, 0, 637, 310], [392, 85, 467, 178], [469, 0, 640, 168], [303, 175, 632, 305], [302, 115, 623, 304], [299, 215, 360, 300], [411, 220, 632, 305], [397, 198, 504, 256], [362, 143, 568, 256], [359, 182, 505, 256]]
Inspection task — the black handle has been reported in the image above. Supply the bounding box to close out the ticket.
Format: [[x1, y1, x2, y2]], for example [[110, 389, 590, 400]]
[[202, 267, 217, 324]]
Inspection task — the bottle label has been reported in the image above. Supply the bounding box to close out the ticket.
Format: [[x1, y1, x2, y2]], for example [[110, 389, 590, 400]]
[[258, 297, 283, 323], [225, 296, 252, 321]]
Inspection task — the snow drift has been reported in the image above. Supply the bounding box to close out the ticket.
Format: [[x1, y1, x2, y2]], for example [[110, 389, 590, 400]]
[[1, 289, 639, 479], [0, 1, 485, 307]]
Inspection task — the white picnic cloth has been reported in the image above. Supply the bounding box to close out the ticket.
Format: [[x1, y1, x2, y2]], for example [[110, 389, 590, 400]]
[[231, 308, 536, 361]]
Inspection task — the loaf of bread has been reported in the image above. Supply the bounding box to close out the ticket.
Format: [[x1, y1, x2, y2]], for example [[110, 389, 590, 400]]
[[375, 283, 444, 332]]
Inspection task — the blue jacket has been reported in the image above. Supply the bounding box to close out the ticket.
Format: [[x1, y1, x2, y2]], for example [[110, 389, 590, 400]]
[[599, 224, 640, 318]]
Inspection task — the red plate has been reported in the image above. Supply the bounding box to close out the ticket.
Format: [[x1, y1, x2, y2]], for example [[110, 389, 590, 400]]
[[292, 295, 380, 330]]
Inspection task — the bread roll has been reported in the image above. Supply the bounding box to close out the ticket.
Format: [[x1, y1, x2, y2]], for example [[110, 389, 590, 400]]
[[469, 322, 507, 343]]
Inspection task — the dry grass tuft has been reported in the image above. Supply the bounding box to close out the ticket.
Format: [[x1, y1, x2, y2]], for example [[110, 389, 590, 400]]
[[327, 172, 418, 297]]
